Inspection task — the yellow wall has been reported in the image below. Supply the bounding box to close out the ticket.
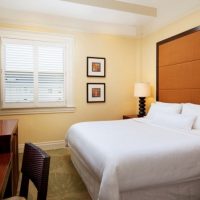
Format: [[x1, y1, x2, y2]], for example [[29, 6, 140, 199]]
[[0, 24, 137, 144], [140, 9, 200, 108]]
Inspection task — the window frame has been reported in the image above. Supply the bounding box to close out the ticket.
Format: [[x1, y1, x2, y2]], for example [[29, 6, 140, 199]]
[[0, 29, 75, 115]]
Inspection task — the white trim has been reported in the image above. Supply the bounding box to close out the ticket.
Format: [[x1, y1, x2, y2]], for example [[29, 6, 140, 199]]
[[0, 107, 75, 115], [19, 140, 66, 153], [0, 29, 74, 43], [62, 0, 157, 17], [65, 38, 74, 107], [0, 10, 137, 37]]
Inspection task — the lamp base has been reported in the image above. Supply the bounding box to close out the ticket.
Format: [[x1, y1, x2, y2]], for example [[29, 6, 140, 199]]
[[137, 97, 146, 117]]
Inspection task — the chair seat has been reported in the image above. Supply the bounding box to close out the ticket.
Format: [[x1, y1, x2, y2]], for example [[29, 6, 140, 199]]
[[4, 196, 26, 200]]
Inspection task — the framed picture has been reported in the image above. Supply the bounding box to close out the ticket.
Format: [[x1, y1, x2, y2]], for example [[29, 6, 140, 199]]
[[87, 57, 106, 77], [87, 83, 105, 103]]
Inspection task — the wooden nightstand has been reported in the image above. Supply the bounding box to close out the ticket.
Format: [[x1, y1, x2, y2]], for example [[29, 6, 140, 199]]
[[123, 114, 138, 119]]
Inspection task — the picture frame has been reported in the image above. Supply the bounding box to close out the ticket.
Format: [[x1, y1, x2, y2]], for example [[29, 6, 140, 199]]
[[87, 57, 106, 77], [87, 83, 105, 103]]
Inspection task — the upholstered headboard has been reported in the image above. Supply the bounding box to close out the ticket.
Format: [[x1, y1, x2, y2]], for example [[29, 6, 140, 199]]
[[156, 26, 200, 104]]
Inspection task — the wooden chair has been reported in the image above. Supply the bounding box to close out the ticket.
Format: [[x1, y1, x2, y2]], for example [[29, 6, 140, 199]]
[[5, 143, 50, 200]]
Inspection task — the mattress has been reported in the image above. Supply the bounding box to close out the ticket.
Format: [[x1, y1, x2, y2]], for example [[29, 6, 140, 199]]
[[66, 118, 200, 200]]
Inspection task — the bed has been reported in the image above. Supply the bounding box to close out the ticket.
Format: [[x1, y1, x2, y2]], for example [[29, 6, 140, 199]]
[[67, 117, 200, 200], [66, 25, 200, 200]]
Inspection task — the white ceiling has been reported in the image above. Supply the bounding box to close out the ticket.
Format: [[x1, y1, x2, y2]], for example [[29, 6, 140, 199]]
[[0, 0, 199, 37]]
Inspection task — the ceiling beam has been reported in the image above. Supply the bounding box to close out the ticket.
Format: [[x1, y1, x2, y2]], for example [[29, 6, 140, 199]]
[[62, 0, 157, 17]]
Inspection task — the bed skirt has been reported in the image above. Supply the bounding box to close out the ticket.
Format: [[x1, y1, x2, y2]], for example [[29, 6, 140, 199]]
[[70, 148, 200, 200]]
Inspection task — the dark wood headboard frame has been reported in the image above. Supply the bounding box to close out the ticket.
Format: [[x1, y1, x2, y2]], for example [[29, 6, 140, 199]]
[[156, 25, 200, 103]]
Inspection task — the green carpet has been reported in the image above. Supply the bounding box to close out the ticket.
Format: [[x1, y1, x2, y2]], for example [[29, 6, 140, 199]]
[[19, 148, 92, 200]]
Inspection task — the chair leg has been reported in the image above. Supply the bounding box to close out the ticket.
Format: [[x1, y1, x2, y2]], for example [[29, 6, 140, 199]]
[[37, 191, 47, 200], [19, 175, 29, 198]]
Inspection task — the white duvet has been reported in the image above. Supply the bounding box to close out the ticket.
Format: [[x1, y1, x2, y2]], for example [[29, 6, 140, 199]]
[[66, 118, 200, 200]]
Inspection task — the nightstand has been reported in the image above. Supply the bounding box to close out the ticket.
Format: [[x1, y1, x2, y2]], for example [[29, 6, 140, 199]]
[[123, 114, 138, 119]]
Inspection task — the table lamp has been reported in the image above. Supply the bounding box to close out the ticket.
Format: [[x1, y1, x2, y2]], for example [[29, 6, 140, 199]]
[[134, 82, 150, 117]]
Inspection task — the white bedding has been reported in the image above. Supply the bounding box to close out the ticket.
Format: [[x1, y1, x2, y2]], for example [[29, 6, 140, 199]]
[[66, 118, 200, 200]]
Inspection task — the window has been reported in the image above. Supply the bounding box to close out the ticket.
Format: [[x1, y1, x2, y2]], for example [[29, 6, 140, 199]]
[[0, 33, 74, 112]]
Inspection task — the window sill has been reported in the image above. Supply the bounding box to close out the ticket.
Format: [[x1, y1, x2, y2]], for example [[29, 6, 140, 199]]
[[0, 107, 76, 116]]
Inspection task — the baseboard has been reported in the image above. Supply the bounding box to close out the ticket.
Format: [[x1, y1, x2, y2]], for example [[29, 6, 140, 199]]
[[19, 140, 66, 153]]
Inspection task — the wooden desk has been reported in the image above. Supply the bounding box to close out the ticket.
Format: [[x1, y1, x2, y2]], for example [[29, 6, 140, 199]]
[[0, 153, 12, 199], [0, 120, 19, 196]]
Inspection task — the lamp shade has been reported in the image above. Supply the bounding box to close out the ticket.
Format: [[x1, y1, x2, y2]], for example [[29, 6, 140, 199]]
[[134, 82, 150, 97]]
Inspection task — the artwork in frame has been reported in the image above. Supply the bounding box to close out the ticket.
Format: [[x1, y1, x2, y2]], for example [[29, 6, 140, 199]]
[[87, 83, 105, 103], [87, 57, 106, 77]]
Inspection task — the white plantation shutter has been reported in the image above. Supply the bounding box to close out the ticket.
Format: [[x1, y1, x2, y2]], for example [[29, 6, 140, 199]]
[[1, 37, 72, 109], [38, 46, 64, 72], [38, 46, 65, 103], [38, 73, 64, 102], [5, 43, 34, 71], [5, 72, 34, 103], [3, 42, 34, 105]]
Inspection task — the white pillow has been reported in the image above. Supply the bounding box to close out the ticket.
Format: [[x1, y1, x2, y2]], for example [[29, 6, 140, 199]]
[[182, 103, 200, 129], [156, 101, 182, 113], [147, 102, 182, 119], [150, 112, 196, 130]]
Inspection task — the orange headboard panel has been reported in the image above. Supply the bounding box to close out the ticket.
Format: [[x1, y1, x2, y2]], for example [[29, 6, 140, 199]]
[[157, 26, 200, 103]]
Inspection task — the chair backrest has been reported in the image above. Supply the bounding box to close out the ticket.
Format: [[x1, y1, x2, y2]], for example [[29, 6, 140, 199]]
[[19, 143, 50, 200]]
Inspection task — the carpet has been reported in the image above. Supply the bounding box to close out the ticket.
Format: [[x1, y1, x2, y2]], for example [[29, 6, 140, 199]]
[[19, 148, 91, 200]]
